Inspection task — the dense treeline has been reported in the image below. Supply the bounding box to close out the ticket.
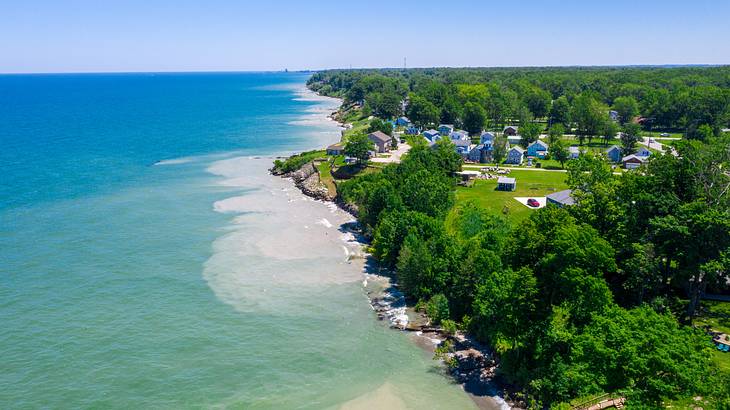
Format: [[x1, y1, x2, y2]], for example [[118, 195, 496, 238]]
[[308, 66, 730, 140], [334, 137, 730, 404]]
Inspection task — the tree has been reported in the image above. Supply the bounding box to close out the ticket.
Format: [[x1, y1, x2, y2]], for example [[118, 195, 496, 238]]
[[621, 123, 642, 155], [552, 140, 569, 168], [549, 95, 571, 129], [492, 136, 508, 165], [368, 118, 393, 136], [547, 123, 565, 146], [572, 94, 609, 145], [406, 94, 440, 129], [345, 133, 373, 164], [695, 124, 715, 142], [401, 169, 454, 217], [520, 122, 542, 148], [612, 96, 639, 125], [524, 87, 552, 118], [463, 102, 487, 135], [600, 120, 619, 146]]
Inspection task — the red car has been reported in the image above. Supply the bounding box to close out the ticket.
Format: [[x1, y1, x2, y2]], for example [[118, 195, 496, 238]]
[[527, 198, 540, 208]]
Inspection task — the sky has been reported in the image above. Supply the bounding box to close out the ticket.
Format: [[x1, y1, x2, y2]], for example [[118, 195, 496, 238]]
[[1, 0, 729, 73]]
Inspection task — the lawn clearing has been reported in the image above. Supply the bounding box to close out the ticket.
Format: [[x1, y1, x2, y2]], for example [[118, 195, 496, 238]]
[[455, 170, 568, 222]]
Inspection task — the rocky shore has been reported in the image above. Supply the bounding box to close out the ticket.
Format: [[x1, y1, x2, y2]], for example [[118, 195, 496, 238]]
[[273, 87, 518, 410]]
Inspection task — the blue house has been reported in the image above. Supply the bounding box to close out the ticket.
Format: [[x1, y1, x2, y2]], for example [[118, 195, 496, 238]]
[[606, 145, 622, 162], [405, 125, 420, 135], [450, 130, 470, 142], [468, 144, 494, 163], [506, 146, 525, 164], [423, 129, 440, 142], [395, 117, 411, 127], [569, 146, 581, 159], [438, 124, 454, 136], [636, 147, 651, 157], [480, 132, 495, 145], [527, 140, 549, 158]]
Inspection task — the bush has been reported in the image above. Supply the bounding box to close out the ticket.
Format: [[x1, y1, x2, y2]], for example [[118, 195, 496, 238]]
[[426, 294, 450, 325]]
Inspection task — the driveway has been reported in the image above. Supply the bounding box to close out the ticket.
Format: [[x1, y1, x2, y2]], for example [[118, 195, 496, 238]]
[[370, 143, 411, 164], [514, 197, 547, 209]]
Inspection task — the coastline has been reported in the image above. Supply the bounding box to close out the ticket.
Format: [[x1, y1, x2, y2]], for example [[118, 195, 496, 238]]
[[272, 84, 516, 410]]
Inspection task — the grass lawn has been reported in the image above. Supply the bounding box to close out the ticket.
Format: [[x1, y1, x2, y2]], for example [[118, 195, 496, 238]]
[[316, 159, 337, 195], [455, 169, 569, 223], [694, 300, 730, 376]]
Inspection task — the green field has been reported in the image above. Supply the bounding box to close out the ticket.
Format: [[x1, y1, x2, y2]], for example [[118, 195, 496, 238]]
[[694, 300, 730, 375], [455, 170, 569, 222]]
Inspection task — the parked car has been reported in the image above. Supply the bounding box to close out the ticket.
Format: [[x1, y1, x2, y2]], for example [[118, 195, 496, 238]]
[[660, 133, 670, 137], [527, 198, 540, 208]]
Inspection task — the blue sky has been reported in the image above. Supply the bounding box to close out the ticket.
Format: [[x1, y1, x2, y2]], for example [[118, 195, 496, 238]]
[[2, 0, 729, 73]]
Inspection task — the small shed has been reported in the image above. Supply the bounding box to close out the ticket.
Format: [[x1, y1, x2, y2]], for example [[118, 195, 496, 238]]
[[497, 176, 516, 191]]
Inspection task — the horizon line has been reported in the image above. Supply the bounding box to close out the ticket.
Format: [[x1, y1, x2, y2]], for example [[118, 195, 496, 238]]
[[1, 63, 728, 76]]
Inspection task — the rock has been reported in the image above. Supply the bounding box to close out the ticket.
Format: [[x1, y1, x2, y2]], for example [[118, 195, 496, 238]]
[[454, 348, 486, 371]]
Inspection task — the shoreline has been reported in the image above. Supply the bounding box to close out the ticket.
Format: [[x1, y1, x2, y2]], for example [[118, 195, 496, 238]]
[[272, 84, 517, 410]]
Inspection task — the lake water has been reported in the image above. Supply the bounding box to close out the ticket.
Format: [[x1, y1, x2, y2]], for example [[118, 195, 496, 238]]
[[0, 72, 484, 409]]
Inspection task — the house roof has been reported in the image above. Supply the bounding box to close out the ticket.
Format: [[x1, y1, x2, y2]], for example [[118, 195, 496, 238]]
[[438, 124, 454, 128], [423, 129, 439, 135], [546, 189, 575, 206], [503, 126, 518, 131], [510, 146, 525, 154], [622, 154, 647, 163], [327, 142, 344, 150], [606, 145, 621, 153], [368, 131, 392, 143], [481, 132, 495, 139], [569, 146, 580, 153], [528, 140, 549, 149], [497, 177, 516, 184]]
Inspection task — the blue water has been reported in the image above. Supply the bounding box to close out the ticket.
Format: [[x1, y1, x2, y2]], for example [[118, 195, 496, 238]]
[[0, 73, 482, 409]]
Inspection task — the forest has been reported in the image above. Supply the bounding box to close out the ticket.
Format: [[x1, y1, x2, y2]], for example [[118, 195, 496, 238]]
[[309, 67, 730, 408]]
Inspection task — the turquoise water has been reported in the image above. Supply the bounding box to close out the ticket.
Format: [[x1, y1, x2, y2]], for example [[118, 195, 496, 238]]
[[0, 73, 482, 409]]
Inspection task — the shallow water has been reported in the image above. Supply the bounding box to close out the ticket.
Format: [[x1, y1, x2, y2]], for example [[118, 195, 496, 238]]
[[0, 73, 492, 409]]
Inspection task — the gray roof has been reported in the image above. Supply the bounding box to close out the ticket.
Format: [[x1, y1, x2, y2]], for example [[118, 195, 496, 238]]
[[368, 131, 392, 143], [503, 125, 518, 131], [606, 145, 621, 152], [510, 146, 525, 153], [327, 142, 344, 150], [497, 177, 516, 184], [569, 146, 580, 153], [622, 154, 646, 162], [546, 189, 575, 206]]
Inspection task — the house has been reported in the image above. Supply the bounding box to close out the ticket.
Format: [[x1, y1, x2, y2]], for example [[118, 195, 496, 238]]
[[622, 154, 647, 169], [480, 132, 495, 145], [423, 129, 440, 142], [395, 117, 410, 127], [609, 110, 619, 122], [467, 144, 494, 163], [546, 189, 576, 207], [527, 140, 549, 158], [438, 124, 454, 136], [567, 146, 580, 159], [507, 136, 523, 147], [326, 142, 344, 156], [456, 142, 473, 156], [636, 147, 651, 157], [368, 131, 393, 153], [497, 176, 516, 191], [506, 146, 525, 165], [405, 125, 420, 135], [606, 145, 622, 162], [503, 126, 519, 136], [450, 130, 470, 142]]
